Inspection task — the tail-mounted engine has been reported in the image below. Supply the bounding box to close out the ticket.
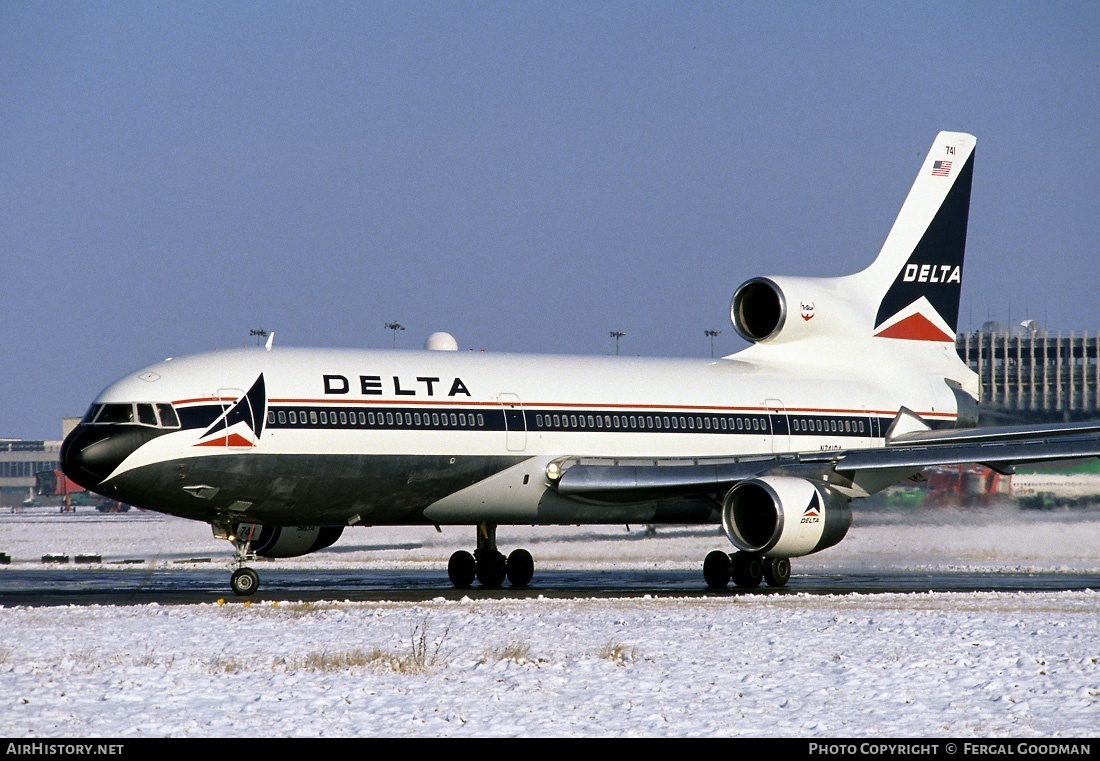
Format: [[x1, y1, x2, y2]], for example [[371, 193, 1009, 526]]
[[730, 274, 868, 346], [721, 476, 851, 558], [731, 277, 787, 343], [235, 524, 344, 558]]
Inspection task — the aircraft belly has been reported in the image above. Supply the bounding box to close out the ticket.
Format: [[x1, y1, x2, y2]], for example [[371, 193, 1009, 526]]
[[424, 459, 722, 525], [105, 453, 527, 526]]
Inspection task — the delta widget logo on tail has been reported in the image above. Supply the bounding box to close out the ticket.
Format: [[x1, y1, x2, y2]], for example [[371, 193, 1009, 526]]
[[874, 147, 974, 342], [196, 375, 267, 447]]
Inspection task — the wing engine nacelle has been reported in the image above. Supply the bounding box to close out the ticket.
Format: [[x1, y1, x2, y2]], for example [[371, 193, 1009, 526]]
[[721, 476, 851, 558], [236, 524, 344, 558]]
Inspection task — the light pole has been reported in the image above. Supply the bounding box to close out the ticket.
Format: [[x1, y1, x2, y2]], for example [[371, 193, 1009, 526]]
[[250, 328, 268, 347], [385, 321, 405, 348], [610, 330, 626, 355], [705, 329, 721, 358]]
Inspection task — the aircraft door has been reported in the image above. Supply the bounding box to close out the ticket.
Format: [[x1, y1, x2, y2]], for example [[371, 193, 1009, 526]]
[[500, 393, 527, 452], [766, 399, 790, 453], [214, 387, 255, 448]]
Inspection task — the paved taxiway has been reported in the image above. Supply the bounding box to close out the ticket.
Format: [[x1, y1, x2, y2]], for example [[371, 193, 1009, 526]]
[[3, 566, 1098, 607], [3, 502, 1099, 606]]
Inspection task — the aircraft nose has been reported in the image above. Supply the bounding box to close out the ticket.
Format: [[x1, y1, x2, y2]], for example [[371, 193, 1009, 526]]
[[61, 424, 152, 488]]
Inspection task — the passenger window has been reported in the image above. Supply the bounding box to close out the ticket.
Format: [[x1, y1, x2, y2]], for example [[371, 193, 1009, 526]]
[[267, 411, 276, 425]]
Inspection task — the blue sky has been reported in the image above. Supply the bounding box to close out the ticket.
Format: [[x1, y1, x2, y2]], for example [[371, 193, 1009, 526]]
[[2, 2, 1097, 439]]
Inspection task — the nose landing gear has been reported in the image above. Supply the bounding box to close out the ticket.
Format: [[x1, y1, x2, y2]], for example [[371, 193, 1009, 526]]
[[231, 566, 259, 596], [217, 522, 260, 596]]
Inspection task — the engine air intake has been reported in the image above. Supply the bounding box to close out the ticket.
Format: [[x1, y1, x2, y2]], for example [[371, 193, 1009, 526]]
[[731, 277, 785, 343]]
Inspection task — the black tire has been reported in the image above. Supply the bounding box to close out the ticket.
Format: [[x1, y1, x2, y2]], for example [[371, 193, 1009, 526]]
[[447, 550, 476, 588], [731, 552, 763, 589], [506, 548, 534, 588], [231, 567, 259, 596], [703, 550, 731, 589], [476, 550, 507, 588], [763, 557, 791, 587]]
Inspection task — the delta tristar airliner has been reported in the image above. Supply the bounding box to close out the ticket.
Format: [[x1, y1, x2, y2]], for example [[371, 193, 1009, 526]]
[[61, 131, 1100, 596]]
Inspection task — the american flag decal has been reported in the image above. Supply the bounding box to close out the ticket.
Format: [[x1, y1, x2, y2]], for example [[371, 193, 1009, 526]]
[[931, 160, 952, 177]]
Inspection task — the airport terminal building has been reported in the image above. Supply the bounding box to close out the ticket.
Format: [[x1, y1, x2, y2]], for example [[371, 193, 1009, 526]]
[[1, 439, 63, 508], [958, 322, 1100, 424], [1, 418, 78, 509]]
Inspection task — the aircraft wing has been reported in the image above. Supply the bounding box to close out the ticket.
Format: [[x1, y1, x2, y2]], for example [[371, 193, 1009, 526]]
[[552, 420, 1100, 502]]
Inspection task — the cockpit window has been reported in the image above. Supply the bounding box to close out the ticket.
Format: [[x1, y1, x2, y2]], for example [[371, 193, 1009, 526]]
[[137, 404, 158, 426], [86, 402, 181, 429], [156, 403, 180, 428], [96, 403, 136, 424]]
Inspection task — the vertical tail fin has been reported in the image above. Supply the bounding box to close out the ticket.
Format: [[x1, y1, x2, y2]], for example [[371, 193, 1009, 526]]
[[864, 131, 976, 342]]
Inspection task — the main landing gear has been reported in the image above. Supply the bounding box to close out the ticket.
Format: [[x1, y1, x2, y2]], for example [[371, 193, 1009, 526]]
[[703, 550, 791, 590], [447, 522, 534, 589]]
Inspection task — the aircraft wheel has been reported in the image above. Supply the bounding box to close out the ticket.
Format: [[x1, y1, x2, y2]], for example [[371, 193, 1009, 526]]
[[476, 550, 507, 588], [448, 550, 476, 588], [231, 567, 259, 596], [731, 552, 763, 589], [703, 550, 731, 589], [506, 548, 534, 588], [763, 557, 791, 587]]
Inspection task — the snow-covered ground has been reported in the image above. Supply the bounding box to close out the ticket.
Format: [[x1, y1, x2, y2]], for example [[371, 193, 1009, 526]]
[[1, 503, 1098, 738]]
